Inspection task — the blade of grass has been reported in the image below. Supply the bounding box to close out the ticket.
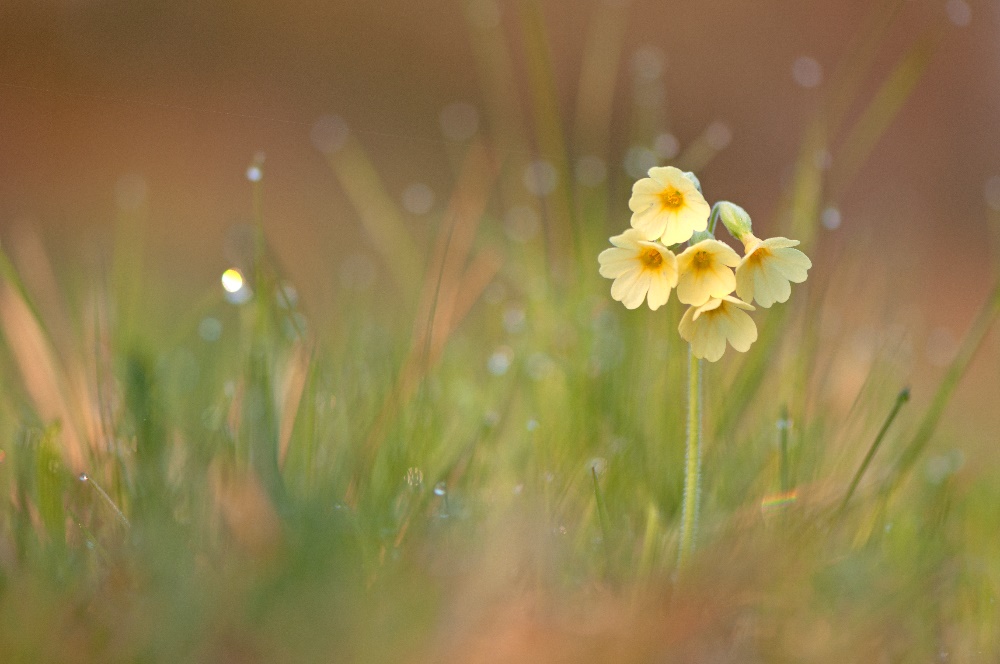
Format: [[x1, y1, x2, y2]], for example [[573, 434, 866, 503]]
[[838, 387, 910, 513], [779, 405, 791, 494], [592, 466, 612, 573]]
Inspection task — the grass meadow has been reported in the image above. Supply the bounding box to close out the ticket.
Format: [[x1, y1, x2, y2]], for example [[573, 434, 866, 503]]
[[1, 1, 999, 661]]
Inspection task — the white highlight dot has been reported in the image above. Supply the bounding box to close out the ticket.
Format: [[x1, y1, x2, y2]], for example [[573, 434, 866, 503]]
[[821, 206, 841, 230], [523, 160, 558, 196], [946, 0, 971, 26], [402, 183, 435, 215], [792, 56, 823, 88], [705, 121, 732, 150]]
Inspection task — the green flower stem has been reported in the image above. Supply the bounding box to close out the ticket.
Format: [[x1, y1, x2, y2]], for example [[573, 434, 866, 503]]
[[707, 202, 722, 235], [678, 345, 702, 570]]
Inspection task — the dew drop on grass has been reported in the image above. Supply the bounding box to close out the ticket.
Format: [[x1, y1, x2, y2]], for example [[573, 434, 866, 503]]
[[526, 419, 539, 432], [78, 473, 88, 482], [588, 457, 608, 477], [433, 482, 447, 496]]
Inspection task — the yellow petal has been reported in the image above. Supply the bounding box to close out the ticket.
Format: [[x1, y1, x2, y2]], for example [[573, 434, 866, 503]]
[[610, 267, 641, 303], [723, 306, 758, 352]]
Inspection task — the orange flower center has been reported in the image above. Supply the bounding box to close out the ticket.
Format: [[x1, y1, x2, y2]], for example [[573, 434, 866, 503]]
[[692, 250, 712, 269], [746, 246, 770, 266], [660, 188, 683, 210], [640, 247, 664, 269]]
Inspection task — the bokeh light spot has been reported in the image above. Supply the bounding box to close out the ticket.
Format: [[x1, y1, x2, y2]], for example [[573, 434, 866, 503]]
[[439, 102, 479, 141], [402, 183, 435, 215], [821, 206, 841, 230], [523, 160, 558, 196], [311, 115, 350, 154], [654, 133, 680, 160], [983, 175, 1000, 211], [792, 56, 823, 88], [221, 269, 244, 293], [630, 45, 666, 82], [946, 0, 971, 26], [625, 146, 658, 180]]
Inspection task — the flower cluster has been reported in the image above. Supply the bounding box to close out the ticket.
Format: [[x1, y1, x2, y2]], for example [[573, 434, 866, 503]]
[[598, 166, 812, 361]]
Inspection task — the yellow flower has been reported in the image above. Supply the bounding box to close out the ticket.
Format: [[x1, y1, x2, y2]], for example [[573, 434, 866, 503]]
[[675, 239, 741, 306], [628, 166, 710, 245], [735, 234, 812, 308], [598, 229, 678, 310], [678, 295, 757, 362]]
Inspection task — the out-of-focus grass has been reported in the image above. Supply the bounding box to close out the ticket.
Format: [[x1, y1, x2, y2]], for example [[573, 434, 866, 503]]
[[0, 1, 998, 662]]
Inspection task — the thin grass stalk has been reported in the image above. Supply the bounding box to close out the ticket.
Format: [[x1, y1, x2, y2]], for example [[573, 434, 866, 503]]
[[592, 467, 613, 574], [678, 345, 702, 570], [839, 387, 910, 513], [779, 404, 791, 494]]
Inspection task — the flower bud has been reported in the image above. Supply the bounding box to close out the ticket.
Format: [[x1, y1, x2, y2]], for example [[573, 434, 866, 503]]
[[717, 201, 753, 241], [680, 171, 703, 193]]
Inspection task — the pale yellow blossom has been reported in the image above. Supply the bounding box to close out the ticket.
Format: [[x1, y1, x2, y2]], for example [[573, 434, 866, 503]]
[[675, 239, 741, 306], [628, 166, 710, 245], [735, 234, 812, 308], [598, 229, 678, 310], [678, 295, 757, 362]]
